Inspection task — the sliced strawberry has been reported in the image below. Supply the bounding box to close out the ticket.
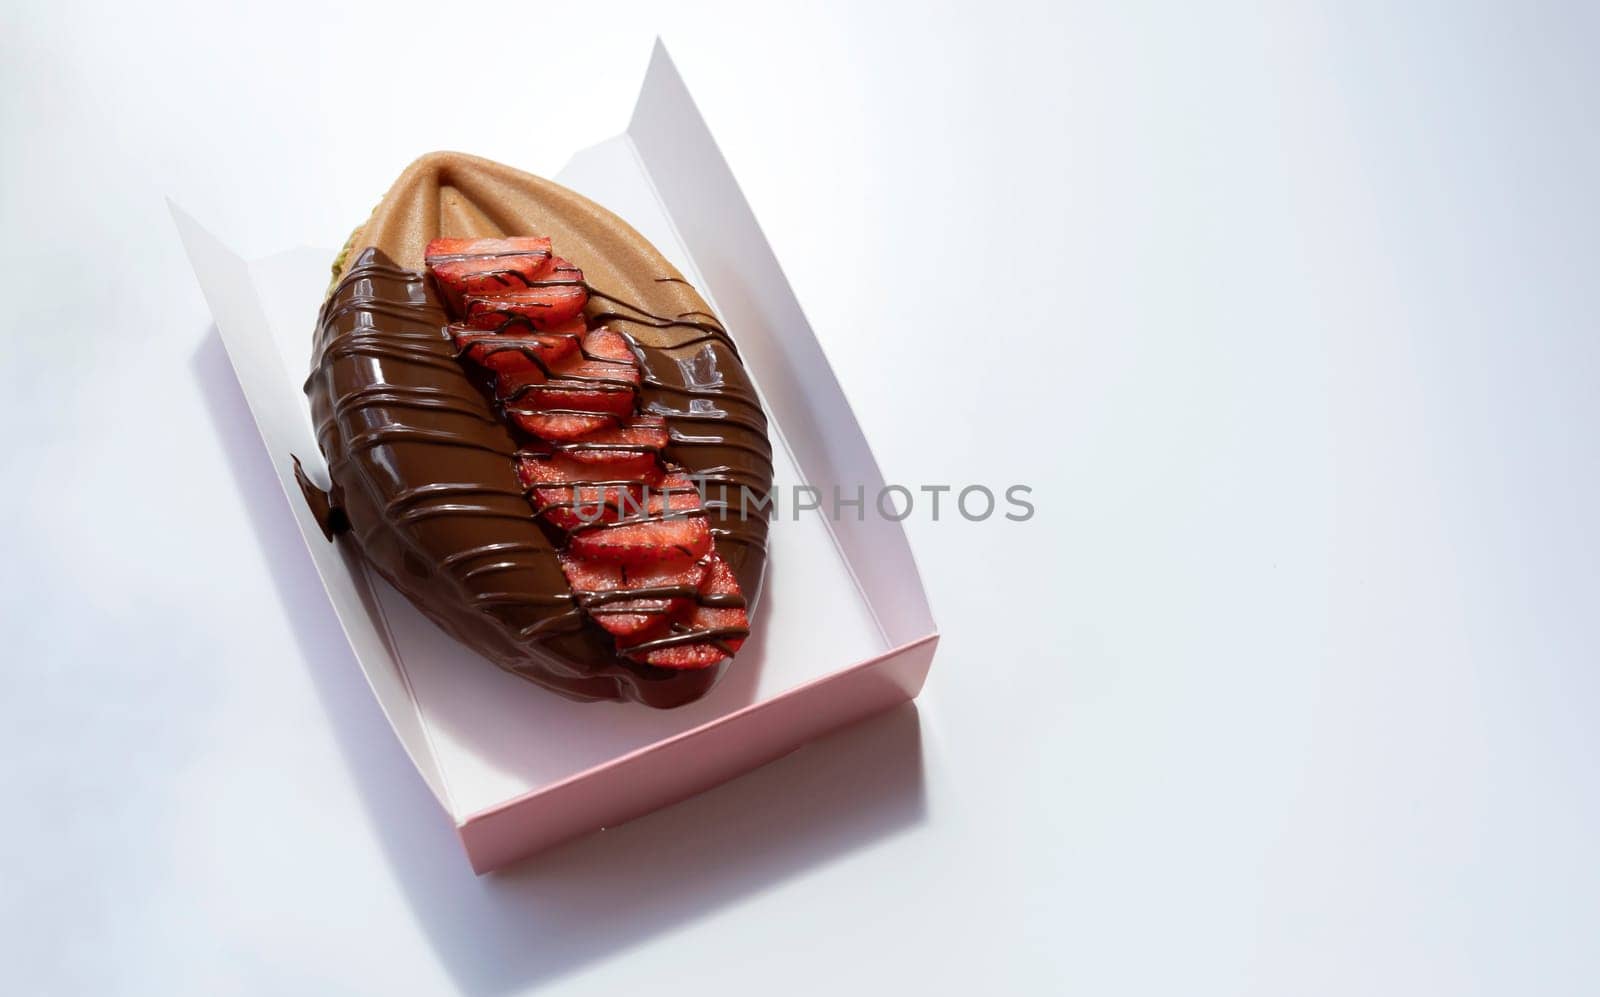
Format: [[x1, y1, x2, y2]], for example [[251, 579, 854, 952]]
[[567, 498, 711, 564], [573, 326, 636, 366], [533, 485, 639, 532], [546, 258, 585, 282], [461, 306, 586, 337], [623, 555, 749, 668], [572, 470, 704, 528], [425, 237, 555, 314], [425, 237, 554, 313], [504, 327, 640, 421], [505, 389, 634, 433], [433, 235, 754, 669], [517, 452, 660, 531], [514, 410, 622, 441], [556, 414, 669, 463], [559, 553, 707, 640], [516, 451, 662, 488], [643, 470, 704, 515], [636, 639, 725, 669], [464, 257, 588, 330], [449, 325, 579, 382], [464, 287, 588, 330]]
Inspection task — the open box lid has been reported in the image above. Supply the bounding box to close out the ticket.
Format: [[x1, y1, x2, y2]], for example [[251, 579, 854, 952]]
[[171, 41, 937, 839]]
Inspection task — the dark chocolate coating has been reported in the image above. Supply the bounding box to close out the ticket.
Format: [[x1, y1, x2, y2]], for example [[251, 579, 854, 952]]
[[299, 154, 773, 707], [302, 249, 731, 707]]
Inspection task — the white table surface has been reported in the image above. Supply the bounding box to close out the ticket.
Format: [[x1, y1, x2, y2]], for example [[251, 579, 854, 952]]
[[3, 2, 1597, 994]]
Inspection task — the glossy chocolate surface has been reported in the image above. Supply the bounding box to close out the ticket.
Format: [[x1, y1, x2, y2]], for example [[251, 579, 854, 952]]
[[301, 153, 771, 707]]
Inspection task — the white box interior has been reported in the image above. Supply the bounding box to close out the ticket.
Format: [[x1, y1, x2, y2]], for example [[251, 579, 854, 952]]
[[250, 237, 887, 817], [176, 43, 933, 824]]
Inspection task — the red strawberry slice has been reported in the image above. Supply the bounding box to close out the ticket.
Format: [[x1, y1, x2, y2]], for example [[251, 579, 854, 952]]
[[505, 392, 633, 436], [556, 414, 669, 463], [517, 452, 660, 532], [464, 257, 588, 330], [623, 555, 749, 668], [504, 327, 639, 422], [449, 324, 579, 381], [434, 234, 754, 672], [514, 410, 622, 442], [517, 451, 662, 488], [465, 287, 588, 330], [459, 309, 586, 340], [558, 553, 708, 640], [643, 470, 704, 514], [567, 484, 711, 564], [425, 237, 554, 313], [573, 325, 636, 366]]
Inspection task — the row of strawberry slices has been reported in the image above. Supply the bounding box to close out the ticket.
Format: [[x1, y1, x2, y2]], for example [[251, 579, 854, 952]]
[[424, 237, 748, 669]]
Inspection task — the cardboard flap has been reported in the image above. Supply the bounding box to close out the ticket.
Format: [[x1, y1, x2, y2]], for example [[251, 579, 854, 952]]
[[170, 41, 936, 841], [170, 205, 451, 810], [625, 42, 936, 645]]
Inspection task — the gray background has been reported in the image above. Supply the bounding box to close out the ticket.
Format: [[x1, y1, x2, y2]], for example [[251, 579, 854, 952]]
[[2, 1, 1596, 993]]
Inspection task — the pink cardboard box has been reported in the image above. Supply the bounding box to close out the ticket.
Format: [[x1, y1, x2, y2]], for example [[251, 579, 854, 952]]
[[173, 42, 938, 874]]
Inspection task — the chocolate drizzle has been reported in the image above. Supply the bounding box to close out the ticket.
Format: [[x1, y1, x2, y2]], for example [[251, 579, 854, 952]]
[[301, 249, 734, 706], [593, 291, 774, 581], [449, 271, 773, 590], [298, 152, 772, 707]]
